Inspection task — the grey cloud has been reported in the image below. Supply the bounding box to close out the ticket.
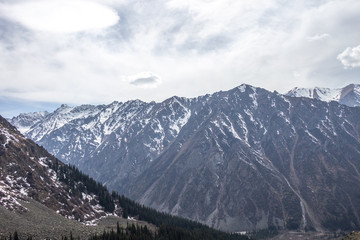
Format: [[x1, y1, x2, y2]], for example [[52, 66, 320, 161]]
[[115, 0, 235, 55], [181, 34, 233, 54], [0, 18, 31, 45], [130, 76, 160, 87], [154, 24, 234, 55]]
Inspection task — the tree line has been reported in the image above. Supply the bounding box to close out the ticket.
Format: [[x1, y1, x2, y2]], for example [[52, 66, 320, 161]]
[[2, 223, 251, 240]]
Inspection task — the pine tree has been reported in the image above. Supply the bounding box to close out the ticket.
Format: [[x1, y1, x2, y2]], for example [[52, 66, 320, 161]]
[[117, 222, 121, 235], [13, 232, 18, 240]]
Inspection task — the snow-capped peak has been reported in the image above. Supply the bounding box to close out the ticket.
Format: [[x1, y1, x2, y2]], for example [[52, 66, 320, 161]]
[[10, 111, 49, 134], [286, 84, 360, 107], [287, 87, 341, 101]]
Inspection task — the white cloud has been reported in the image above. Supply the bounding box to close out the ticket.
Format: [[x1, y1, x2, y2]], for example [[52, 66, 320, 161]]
[[0, 0, 360, 115], [0, 0, 119, 33], [337, 45, 360, 68]]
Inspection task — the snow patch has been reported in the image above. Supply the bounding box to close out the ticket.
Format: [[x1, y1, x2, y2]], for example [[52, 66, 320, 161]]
[[38, 157, 48, 167], [0, 176, 29, 211], [278, 112, 290, 124], [169, 105, 191, 136], [305, 130, 319, 143], [0, 127, 20, 148], [237, 84, 246, 93], [244, 109, 255, 122], [249, 88, 258, 109]]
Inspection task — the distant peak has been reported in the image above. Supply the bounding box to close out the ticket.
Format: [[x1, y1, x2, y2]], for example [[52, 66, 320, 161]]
[[168, 95, 185, 103], [286, 84, 360, 107], [128, 99, 145, 104], [54, 104, 73, 113], [17, 111, 49, 117]]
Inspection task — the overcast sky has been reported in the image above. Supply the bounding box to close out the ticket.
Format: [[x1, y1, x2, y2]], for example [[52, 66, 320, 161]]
[[0, 0, 360, 118]]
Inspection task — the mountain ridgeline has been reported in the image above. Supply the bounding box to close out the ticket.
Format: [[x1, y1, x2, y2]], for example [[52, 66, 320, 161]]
[[10, 84, 360, 232], [287, 83, 360, 107], [0, 115, 250, 240]]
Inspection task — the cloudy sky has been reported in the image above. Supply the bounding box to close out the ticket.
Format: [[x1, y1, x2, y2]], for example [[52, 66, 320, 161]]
[[0, 0, 360, 118]]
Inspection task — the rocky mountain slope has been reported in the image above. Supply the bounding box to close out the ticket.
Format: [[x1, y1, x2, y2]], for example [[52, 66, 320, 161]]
[[9, 84, 360, 233], [286, 84, 360, 107], [0, 115, 250, 240], [0, 115, 119, 224], [131, 86, 360, 232]]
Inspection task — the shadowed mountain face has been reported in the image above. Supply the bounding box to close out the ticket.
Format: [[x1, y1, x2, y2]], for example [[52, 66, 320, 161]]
[[125, 86, 360, 232], [10, 84, 360, 232]]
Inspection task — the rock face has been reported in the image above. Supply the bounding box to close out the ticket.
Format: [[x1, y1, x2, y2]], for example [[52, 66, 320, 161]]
[[9, 84, 360, 232], [286, 84, 360, 107], [0, 115, 119, 224]]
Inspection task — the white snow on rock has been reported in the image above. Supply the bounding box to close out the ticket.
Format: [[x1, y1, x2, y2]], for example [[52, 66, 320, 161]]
[[237, 84, 247, 93], [38, 157, 48, 167], [168, 101, 191, 136], [286, 84, 360, 107], [0, 176, 29, 211], [0, 127, 20, 148], [9, 111, 49, 134]]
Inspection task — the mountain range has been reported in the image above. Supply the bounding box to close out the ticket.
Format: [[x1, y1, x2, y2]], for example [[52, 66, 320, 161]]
[[8, 83, 360, 233], [1, 115, 249, 240]]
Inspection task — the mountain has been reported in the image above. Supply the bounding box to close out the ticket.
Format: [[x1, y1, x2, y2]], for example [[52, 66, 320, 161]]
[[9, 84, 360, 233], [126, 85, 360, 232], [9, 111, 49, 133], [0, 115, 249, 240], [0, 114, 123, 238], [10, 99, 192, 187], [286, 84, 360, 107], [0, 116, 121, 227]]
